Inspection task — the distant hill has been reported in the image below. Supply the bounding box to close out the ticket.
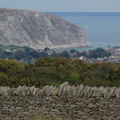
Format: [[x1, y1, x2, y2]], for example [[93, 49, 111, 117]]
[[0, 8, 89, 49], [45, 12, 120, 17]]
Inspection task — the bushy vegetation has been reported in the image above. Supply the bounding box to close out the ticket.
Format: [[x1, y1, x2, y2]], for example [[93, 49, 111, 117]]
[[0, 57, 120, 87]]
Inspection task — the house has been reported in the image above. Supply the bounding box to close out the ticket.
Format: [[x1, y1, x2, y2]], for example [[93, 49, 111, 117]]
[[6, 49, 12, 52], [108, 54, 120, 63]]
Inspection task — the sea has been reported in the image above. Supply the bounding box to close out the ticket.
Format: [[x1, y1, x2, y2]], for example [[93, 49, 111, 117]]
[[45, 12, 120, 50]]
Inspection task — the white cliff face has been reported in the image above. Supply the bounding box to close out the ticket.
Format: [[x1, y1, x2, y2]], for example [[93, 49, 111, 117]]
[[0, 8, 90, 49]]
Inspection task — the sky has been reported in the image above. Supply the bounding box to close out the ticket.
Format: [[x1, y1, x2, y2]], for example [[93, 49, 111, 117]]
[[0, 0, 120, 12]]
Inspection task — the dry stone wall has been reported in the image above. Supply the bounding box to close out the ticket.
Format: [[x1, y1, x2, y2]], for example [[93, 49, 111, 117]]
[[0, 82, 120, 120]]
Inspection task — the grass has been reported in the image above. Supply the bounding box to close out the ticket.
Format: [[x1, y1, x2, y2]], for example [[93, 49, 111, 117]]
[[0, 44, 26, 51]]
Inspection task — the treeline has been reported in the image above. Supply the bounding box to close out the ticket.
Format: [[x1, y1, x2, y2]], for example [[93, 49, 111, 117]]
[[0, 47, 48, 60], [70, 47, 111, 59], [0, 57, 120, 87], [0, 45, 111, 61]]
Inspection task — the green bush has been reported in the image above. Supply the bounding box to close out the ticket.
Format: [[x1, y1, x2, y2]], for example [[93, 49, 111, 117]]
[[0, 58, 120, 87], [0, 72, 9, 86]]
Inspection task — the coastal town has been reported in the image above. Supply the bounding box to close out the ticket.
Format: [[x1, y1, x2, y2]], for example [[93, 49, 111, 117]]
[[1, 45, 120, 64]]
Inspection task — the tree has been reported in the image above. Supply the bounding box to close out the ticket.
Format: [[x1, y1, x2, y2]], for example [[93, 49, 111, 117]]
[[88, 48, 111, 58], [0, 72, 9, 86], [59, 51, 70, 58], [13, 51, 28, 60], [3, 51, 12, 56], [44, 47, 50, 52], [0, 59, 25, 74], [39, 52, 48, 57], [28, 51, 40, 58], [25, 47, 33, 52], [70, 49, 77, 54]]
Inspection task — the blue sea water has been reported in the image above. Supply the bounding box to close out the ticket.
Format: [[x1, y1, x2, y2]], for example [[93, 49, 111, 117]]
[[61, 16, 120, 49], [47, 12, 120, 49]]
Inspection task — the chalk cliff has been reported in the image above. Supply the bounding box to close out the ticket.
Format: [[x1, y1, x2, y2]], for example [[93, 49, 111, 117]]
[[0, 8, 89, 49]]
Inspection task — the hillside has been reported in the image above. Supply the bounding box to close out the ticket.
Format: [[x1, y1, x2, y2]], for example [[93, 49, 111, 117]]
[[0, 8, 89, 49]]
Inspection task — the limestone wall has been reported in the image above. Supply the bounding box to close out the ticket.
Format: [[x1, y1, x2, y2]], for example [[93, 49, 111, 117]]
[[0, 82, 120, 120], [1, 82, 120, 98]]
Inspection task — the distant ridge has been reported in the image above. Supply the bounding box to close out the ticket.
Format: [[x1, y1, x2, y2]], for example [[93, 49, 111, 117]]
[[45, 12, 120, 17]]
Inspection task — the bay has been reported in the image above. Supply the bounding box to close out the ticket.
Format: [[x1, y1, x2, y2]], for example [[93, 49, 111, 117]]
[[61, 16, 120, 49], [47, 12, 120, 49]]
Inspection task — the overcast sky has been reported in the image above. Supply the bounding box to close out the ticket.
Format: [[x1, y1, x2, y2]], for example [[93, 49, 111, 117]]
[[0, 0, 120, 12]]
